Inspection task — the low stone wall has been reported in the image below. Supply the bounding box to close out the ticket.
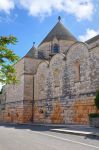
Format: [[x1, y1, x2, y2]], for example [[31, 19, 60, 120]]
[[0, 97, 98, 125], [0, 101, 24, 123], [23, 101, 33, 123], [0, 100, 34, 124], [73, 97, 99, 125], [33, 99, 65, 124], [33, 97, 99, 125]]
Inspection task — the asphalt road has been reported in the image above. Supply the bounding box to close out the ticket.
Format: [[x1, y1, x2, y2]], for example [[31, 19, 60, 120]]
[[0, 124, 99, 150]]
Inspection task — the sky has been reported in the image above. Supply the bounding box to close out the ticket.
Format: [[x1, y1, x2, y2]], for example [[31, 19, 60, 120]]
[[0, 0, 99, 90], [0, 0, 99, 57]]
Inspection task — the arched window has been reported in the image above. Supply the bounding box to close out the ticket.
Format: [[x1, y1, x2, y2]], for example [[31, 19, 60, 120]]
[[74, 60, 80, 82], [52, 44, 59, 53]]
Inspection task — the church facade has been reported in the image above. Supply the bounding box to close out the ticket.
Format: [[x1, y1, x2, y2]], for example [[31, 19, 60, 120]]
[[0, 19, 99, 124]]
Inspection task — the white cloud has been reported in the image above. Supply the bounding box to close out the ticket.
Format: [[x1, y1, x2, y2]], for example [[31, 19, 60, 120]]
[[18, 0, 94, 20], [79, 28, 99, 41], [0, 0, 95, 21], [63, 0, 94, 21], [0, 0, 14, 14]]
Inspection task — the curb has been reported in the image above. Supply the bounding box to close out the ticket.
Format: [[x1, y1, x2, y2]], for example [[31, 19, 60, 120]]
[[0, 122, 72, 127], [51, 129, 99, 137]]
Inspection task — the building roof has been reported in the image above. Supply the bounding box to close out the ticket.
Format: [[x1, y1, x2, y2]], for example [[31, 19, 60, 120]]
[[85, 34, 99, 44], [24, 46, 36, 58], [39, 21, 77, 46]]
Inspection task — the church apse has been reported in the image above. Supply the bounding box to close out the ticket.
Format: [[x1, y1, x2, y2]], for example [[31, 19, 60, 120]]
[[33, 54, 66, 124], [0, 18, 99, 125]]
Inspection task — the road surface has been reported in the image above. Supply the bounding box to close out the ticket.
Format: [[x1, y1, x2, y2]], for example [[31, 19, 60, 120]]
[[0, 124, 99, 150]]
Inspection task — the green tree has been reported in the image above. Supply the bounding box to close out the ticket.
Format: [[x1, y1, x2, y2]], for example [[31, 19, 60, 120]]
[[0, 35, 19, 84], [94, 90, 99, 109]]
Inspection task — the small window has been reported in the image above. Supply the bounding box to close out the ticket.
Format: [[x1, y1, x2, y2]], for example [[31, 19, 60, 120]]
[[74, 60, 80, 82], [52, 44, 59, 53]]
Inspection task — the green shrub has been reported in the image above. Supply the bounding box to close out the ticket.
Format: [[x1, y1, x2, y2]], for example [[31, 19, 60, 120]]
[[89, 90, 99, 119], [89, 113, 99, 118], [94, 90, 99, 109]]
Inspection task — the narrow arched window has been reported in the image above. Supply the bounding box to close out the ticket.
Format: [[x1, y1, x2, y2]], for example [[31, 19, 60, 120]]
[[74, 60, 80, 82], [52, 44, 59, 53]]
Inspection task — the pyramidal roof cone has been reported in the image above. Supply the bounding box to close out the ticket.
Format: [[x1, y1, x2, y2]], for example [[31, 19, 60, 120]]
[[39, 17, 77, 45]]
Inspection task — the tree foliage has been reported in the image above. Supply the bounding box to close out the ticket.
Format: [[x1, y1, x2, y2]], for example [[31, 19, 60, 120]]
[[0, 35, 19, 84], [94, 90, 99, 109]]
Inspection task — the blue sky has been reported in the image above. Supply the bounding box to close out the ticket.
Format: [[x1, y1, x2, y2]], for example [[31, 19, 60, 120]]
[[0, 0, 99, 58]]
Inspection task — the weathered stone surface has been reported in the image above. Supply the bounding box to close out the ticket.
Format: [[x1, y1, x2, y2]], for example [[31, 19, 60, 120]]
[[0, 22, 99, 125]]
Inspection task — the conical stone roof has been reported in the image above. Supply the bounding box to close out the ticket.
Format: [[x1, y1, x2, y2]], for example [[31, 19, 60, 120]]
[[39, 21, 77, 45], [24, 46, 36, 58]]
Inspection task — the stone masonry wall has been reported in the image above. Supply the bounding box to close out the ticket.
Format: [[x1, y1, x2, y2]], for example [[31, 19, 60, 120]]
[[33, 42, 99, 124], [5, 58, 25, 103], [89, 46, 99, 91], [24, 58, 41, 101], [0, 57, 42, 123], [0, 101, 24, 123], [0, 41, 99, 124], [0, 59, 25, 123], [38, 40, 75, 59]]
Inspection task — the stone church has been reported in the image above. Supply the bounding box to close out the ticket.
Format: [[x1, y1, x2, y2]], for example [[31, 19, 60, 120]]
[[0, 17, 99, 124]]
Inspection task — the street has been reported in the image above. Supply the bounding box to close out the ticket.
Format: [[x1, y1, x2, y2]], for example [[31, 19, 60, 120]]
[[0, 124, 99, 150]]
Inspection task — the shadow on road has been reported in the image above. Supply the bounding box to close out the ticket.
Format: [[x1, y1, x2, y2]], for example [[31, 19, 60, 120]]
[[0, 122, 99, 140], [84, 134, 99, 140], [0, 122, 65, 132]]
